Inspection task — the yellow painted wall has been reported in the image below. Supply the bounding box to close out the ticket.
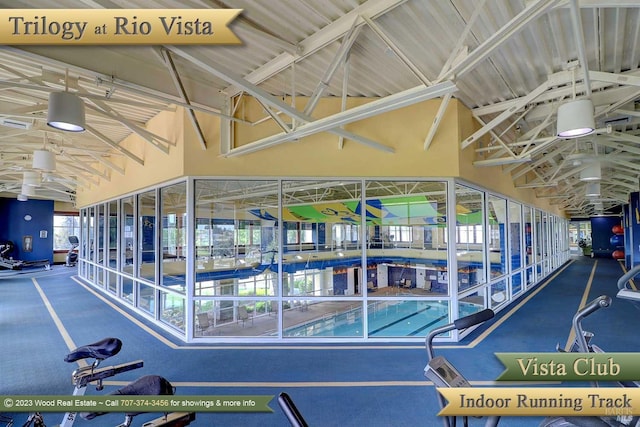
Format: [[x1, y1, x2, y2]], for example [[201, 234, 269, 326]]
[[76, 109, 185, 206], [77, 94, 565, 217], [184, 96, 460, 177]]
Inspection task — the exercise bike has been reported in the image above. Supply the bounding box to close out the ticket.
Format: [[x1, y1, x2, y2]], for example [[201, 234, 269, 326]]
[[540, 295, 640, 427], [65, 237, 79, 267], [21, 338, 194, 427], [424, 308, 499, 427]]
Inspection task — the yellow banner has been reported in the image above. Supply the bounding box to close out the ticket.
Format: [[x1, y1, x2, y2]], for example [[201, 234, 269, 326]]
[[438, 387, 636, 417], [0, 9, 242, 44]]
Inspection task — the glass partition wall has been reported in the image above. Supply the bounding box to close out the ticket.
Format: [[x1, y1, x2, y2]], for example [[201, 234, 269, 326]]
[[77, 178, 569, 342]]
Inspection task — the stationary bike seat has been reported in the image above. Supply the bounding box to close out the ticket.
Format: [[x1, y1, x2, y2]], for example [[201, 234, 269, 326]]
[[64, 337, 123, 363], [82, 375, 175, 420]]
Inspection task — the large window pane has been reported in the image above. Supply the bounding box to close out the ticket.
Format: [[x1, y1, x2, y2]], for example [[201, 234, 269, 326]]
[[282, 180, 362, 298], [455, 185, 484, 291], [53, 214, 80, 251], [161, 182, 186, 293], [488, 195, 507, 278], [509, 201, 522, 271], [193, 179, 278, 298], [365, 180, 447, 295], [138, 190, 156, 282], [121, 196, 135, 277]]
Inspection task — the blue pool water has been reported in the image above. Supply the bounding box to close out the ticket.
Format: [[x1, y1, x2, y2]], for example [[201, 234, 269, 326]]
[[284, 301, 481, 338]]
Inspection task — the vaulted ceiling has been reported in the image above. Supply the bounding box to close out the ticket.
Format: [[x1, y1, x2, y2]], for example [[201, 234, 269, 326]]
[[1, 0, 639, 217]]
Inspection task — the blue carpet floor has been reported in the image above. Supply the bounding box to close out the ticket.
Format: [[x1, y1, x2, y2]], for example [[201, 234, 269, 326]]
[[1, 256, 636, 427]]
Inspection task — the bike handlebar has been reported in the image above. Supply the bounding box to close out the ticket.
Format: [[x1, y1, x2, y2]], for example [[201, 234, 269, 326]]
[[573, 295, 611, 353], [454, 308, 495, 330], [617, 264, 640, 290], [426, 308, 494, 360]]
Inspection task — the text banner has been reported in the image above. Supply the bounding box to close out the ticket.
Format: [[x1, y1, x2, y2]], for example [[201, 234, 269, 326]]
[[0, 9, 242, 44], [438, 387, 636, 417], [496, 352, 640, 381], [0, 395, 273, 413]]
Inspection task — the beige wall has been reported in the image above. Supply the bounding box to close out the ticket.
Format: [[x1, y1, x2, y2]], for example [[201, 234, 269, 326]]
[[76, 109, 185, 206], [76, 95, 565, 216], [184, 96, 460, 177]]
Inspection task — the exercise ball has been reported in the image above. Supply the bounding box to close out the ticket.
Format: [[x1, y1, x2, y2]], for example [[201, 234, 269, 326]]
[[610, 234, 624, 247], [612, 249, 625, 260], [612, 224, 624, 235]]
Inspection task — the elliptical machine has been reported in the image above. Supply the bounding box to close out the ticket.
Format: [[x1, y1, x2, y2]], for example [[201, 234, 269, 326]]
[[65, 236, 79, 267]]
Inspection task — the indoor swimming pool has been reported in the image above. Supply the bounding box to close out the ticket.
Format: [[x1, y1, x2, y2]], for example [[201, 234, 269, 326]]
[[283, 300, 481, 338]]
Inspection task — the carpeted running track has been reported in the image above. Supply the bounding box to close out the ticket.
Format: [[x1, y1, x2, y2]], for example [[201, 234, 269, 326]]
[[0, 256, 636, 427]]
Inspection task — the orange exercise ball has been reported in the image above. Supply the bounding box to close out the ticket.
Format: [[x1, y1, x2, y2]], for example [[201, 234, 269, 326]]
[[612, 249, 625, 260], [612, 224, 624, 235]]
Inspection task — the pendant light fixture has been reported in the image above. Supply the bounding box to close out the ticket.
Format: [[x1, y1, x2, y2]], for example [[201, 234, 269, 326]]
[[32, 149, 56, 171], [47, 69, 85, 132], [579, 162, 601, 181], [585, 181, 600, 197], [556, 67, 595, 138], [557, 99, 595, 138]]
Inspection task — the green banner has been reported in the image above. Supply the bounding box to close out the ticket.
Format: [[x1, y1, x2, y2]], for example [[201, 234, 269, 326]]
[[496, 353, 640, 382], [0, 395, 273, 413]]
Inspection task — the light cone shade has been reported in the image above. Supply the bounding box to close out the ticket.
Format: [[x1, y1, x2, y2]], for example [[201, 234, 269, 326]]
[[557, 99, 595, 138], [17, 194, 28, 202], [585, 182, 601, 197], [579, 162, 601, 181], [32, 150, 56, 171], [47, 91, 86, 132], [21, 184, 36, 196], [23, 171, 40, 187]]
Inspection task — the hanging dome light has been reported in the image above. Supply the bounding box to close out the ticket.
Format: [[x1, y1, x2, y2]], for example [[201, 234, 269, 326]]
[[47, 91, 86, 132], [585, 182, 601, 197], [579, 162, 601, 181], [21, 183, 36, 196], [32, 149, 56, 171], [557, 99, 595, 138], [23, 171, 41, 187]]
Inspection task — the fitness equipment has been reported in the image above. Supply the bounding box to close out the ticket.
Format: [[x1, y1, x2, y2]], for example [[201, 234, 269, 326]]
[[277, 392, 309, 427], [80, 375, 195, 427], [59, 337, 144, 427], [541, 295, 640, 427], [616, 264, 640, 306], [424, 308, 498, 427], [0, 240, 50, 271], [65, 236, 79, 267], [22, 337, 194, 427]]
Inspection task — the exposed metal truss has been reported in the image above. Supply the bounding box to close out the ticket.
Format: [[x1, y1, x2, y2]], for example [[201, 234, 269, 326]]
[[0, 0, 638, 218]]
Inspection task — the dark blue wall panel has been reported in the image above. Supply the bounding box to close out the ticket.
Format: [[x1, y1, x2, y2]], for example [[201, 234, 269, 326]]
[[590, 216, 622, 258], [0, 197, 54, 263]]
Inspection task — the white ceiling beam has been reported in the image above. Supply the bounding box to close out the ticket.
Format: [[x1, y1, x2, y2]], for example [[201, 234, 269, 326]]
[[158, 48, 207, 150], [424, 93, 452, 150], [338, 55, 350, 149], [224, 81, 457, 157], [167, 45, 405, 154], [473, 155, 532, 167], [569, 0, 592, 97], [444, 0, 562, 79], [85, 124, 144, 166], [361, 15, 432, 86], [84, 101, 171, 154], [436, 0, 487, 82], [461, 78, 551, 149], [304, 21, 362, 116], [223, 0, 409, 97]]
